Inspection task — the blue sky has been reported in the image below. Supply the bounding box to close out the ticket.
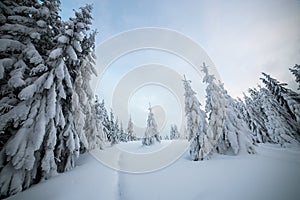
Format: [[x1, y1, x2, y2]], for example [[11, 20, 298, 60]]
[[61, 0, 300, 135]]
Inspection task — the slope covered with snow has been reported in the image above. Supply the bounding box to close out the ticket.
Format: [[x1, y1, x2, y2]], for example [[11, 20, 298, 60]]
[[7, 141, 300, 200]]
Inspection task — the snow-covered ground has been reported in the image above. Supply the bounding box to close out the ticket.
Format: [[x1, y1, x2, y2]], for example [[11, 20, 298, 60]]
[[7, 141, 300, 200]]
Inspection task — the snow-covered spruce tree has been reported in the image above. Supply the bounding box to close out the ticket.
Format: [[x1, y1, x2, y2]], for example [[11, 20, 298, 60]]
[[110, 115, 119, 146], [142, 104, 160, 145], [38, 0, 62, 57], [0, 3, 101, 197], [290, 64, 300, 90], [69, 7, 104, 150], [95, 98, 110, 141], [119, 122, 128, 142], [45, 4, 102, 172], [260, 72, 300, 123], [202, 64, 226, 152], [170, 125, 175, 140], [0, 0, 50, 151], [95, 96, 109, 142], [219, 82, 255, 154], [202, 63, 254, 155], [248, 88, 272, 142], [0, 0, 58, 197], [109, 109, 115, 141], [127, 115, 135, 141], [170, 124, 180, 140], [183, 75, 210, 160], [239, 94, 268, 143], [258, 86, 300, 145]]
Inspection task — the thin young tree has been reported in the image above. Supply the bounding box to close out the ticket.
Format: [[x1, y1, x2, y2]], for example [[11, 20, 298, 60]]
[[127, 115, 135, 141], [142, 104, 160, 145]]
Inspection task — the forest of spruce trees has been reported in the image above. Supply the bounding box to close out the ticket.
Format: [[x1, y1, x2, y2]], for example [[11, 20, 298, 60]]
[[0, 0, 299, 198]]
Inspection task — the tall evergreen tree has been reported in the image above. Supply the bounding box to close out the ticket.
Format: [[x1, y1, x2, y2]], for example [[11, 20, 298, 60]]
[[239, 94, 268, 143], [127, 115, 135, 141], [95, 98, 109, 141], [142, 104, 160, 146], [0, 1, 58, 196], [219, 82, 255, 154], [109, 111, 119, 145], [202, 63, 254, 155], [95, 96, 109, 142], [170, 124, 180, 140], [119, 122, 128, 142], [0, 2, 101, 197], [0, 0, 48, 152], [201, 63, 226, 152], [260, 72, 300, 122], [258, 86, 300, 145], [183, 75, 210, 161]]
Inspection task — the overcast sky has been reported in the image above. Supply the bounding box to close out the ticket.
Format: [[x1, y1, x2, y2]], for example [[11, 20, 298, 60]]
[[61, 0, 300, 134], [61, 0, 300, 94]]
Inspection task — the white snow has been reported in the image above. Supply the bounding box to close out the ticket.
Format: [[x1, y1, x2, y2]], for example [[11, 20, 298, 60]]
[[57, 35, 69, 44], [116, 140, 172, 154], [6, 141, 300, 200], [0, 39, 24, 52], [66, 45, 77, 61], [49, 48, 62, 60]]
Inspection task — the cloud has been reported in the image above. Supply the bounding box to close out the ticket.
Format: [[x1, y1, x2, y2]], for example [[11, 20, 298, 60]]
[[61, 0, 300, 99]]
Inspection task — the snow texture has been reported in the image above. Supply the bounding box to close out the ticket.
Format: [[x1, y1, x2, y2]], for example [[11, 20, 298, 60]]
[[7, 142, 300, 200]]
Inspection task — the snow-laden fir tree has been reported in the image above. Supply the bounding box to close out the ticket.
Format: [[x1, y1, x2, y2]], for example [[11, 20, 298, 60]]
[[0, 2, 101, 197], [95, 98, 110, 141], [42, 4, 103, 172], [142, 104, 160, 145], [247, 88, 271, 143], [183, 75, 211, 160], [107, 109, 115, 142], [289, 64, 300, 90], [0, 0, 49, 152], [170, 124, 180, 140], [257, 86, 300, 145], [219, 82, 255, 154], [260, 72, 300, 123], [202, 63, 254, 155], [0, 1, 59, 196], [95, 96, 109, 141], [127, 116, 136, 141], [38, 0, 62, 56], [68, 6, 103, 150], [201, 63, 226, 152], [119, 122, 128, 142], [110, 116, 120, 146], [237, 95, 267, 143]]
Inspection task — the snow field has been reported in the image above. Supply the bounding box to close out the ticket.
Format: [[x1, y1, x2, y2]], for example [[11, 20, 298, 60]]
[[7, 141, 300, 200]]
